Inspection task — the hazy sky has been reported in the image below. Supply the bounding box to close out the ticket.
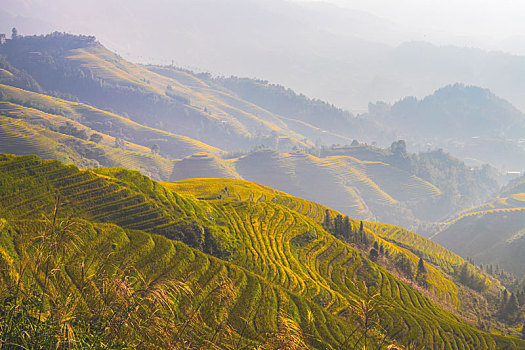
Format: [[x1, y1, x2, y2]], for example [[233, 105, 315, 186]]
[[295, 0, 525, 49]]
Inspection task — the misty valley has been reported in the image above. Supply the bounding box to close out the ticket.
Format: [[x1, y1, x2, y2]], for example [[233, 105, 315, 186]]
[[1, 1, 525, 349]]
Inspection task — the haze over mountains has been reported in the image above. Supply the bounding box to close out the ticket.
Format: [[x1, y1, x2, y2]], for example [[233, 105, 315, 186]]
[[3, 0, 525, 114], [0, 33, 506, 230], [1, 1, 525, 347], [434, 174, 525, 276], [366, 84, 525, 171]]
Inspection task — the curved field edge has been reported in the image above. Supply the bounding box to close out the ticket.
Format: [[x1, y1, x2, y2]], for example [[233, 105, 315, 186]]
[[0, 155, 522, 349]]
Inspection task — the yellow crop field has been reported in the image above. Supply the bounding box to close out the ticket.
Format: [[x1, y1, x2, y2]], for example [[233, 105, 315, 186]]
[[0, 154, 521, 349], [0, 84, 223, 159]]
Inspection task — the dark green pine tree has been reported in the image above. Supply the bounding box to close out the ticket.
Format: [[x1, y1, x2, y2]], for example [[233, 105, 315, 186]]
[[499, 290, 509, 319], [504, 293, 520, 321], [369, 248, 379, 262], [416, 257, 428, 287], [417, 257, 426, 275], [323, 210, 332, 230], [334, 214, 343, 237], [343, 216, 351, 240], [359, 221, 366, 245]]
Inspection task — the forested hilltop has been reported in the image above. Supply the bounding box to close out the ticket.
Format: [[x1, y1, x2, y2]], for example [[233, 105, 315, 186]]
[[366, 84, 525, 171]]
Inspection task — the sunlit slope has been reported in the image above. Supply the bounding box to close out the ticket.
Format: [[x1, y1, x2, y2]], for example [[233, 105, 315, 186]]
[[0, 102, 179, 180], [233, 150, 442, 222], [0, 219, 359, 349], [0, 114, 61, 159], [5, 36, 313, 150], [165, 178, 494, 307], [0, 154, 234, 251], [0, 154, 521, 348], [0, 84, 222, 160], [163, 178, 513, 348], [164, 178, 328, 222], [170, 153, 241, 181], [434, 191, 525, 276]]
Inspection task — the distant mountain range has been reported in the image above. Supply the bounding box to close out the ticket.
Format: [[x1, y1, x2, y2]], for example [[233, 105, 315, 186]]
[[1, 30, 525, 348], [0, 33, 509, 230], [3, 0, 525, 114], [367, 84, 525, 171]]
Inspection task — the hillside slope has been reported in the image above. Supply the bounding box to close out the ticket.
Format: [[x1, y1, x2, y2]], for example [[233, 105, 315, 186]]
[[0, 82, 494, 229], [0, 84, 222, 159], [0, 33, 336, 151], [233, 149, 443, 225], [0, 34, 502, 229], [433, 185, 525, 276], [0, 154, 522, 348]]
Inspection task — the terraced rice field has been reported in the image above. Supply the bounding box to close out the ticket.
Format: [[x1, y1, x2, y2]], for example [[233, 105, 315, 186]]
[[0, 84, 223, 160], [167, 177, 492, 306], [364, 162, 442, 202], [0, 102, 178, 179], [0, 154, 522, 348], [168, 178, 472, 307], [0, 218, 356, 348], [170, 153, 241, 181], [444, 193, 525, 227], [233, 150, 444, 223], [0, 156, 198, 236], [0, 115, 59, 159]]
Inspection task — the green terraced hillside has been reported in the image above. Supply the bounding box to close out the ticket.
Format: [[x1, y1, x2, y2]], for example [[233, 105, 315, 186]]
[[0, 154, 523, 349], [0, 84, 223, 160], [0, 81, 485, 231], [434, 187, 525, 276], [0, 34, 501, 231], [165, 178, 499, 309], [0, 33, 319, 151]]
